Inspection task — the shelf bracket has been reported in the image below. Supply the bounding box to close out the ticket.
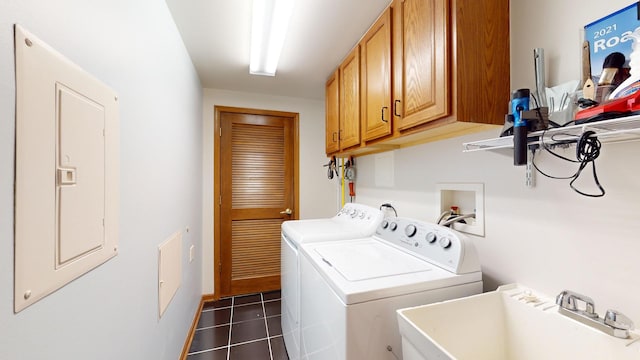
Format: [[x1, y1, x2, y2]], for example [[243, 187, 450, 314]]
[[526, 148, 535, 188]]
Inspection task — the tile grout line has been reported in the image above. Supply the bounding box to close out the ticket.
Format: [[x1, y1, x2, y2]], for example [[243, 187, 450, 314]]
[[189, 337, 285, 357], [201, 305, 232, 313], [187, 346, 226, 356], [187, 293, 282, 359], [195, 322, 230, 332], [226, 296, 234, 360], [188, 302, 229, 356], [262, 292, 275, 360]]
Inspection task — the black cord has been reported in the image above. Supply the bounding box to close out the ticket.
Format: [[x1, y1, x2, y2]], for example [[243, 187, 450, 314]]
[[531, 93, 540, 108], [379, 203, 397, 217], [532, 130, 605, 197], [571, 131, 605, 197]]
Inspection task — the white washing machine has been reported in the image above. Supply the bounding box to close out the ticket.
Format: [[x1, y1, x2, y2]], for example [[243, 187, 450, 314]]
[[299, 217, 482, 360], [281, 203, 384, 360]]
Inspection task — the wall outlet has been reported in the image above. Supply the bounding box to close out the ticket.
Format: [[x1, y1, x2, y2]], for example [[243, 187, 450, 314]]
[[189, 245, 195, 263]]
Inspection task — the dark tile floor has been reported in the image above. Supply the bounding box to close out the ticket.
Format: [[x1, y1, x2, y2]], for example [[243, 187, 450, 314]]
[[187, 290, 289, 360]]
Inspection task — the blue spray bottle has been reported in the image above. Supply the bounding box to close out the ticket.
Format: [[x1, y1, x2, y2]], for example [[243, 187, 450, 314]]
[[512, 89, 530, 166]]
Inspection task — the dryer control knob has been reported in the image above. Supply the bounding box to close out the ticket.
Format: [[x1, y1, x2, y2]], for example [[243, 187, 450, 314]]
[[381, 220, 389, 229], [390, 222, 398, 231], [405, 224, 417, 237], [359, 212, 366, 219], [439, 237, 452, 249], [426, 232, 437, 243], [350, 209, 358, 218]]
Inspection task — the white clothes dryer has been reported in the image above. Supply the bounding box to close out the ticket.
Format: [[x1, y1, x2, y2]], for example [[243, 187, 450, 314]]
[[281, 203, 383, 360], [299, 217, 482, 360]]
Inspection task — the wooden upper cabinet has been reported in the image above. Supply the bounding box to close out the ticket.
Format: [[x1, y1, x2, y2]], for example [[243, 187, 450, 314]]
[[324, 0, 509, 156], [451, 0, 510, 125], [391, 0, 510, 133], [325, 70, 340, 154], [339, 47, 361, 150], [361, 8, 393, 142], [393, 0, 449, 130]]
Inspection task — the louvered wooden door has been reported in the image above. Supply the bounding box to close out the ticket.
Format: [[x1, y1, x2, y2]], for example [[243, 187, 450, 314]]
[[219, 109, 296, 297]]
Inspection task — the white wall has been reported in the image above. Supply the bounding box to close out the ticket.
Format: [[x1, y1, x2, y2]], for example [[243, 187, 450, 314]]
[[356, 0, 640, 324], [201, 88, 339, 294], [0, 1, 203, 359]]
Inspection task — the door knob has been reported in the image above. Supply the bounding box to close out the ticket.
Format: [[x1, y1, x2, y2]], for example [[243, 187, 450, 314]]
[[280, 208, 292, 215]]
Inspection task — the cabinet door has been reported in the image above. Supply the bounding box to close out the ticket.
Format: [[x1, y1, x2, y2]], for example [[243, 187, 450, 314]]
[[339, 47, 361, 150], [394, 0, 449, 130], [361, 8, 392, 142], [325, 70, 340, 154]]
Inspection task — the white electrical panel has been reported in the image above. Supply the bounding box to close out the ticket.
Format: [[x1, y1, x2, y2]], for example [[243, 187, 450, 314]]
[[158, 232, 182, 318], [14, 25, 119, 312], [57, 84, 106, 266]]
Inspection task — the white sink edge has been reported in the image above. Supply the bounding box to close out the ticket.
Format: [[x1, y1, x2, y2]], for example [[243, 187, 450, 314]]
[[397, 283, 640, 360]]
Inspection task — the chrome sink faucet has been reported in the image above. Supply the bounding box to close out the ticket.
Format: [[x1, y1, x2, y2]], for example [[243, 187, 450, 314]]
[[556, 290, 635, 339], [556, 290, 598, 318]]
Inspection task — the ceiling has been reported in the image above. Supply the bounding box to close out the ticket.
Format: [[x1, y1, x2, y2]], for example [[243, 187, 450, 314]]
[[165, 0, 391, 100]]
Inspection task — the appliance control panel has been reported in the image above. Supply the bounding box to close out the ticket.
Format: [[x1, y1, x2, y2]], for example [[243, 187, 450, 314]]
[[334, 203, 383, 226], [375, 217, 480, 274]]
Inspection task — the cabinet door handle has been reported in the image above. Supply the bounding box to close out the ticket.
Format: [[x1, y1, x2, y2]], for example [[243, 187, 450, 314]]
[[381, 106, 389, 123], [338, 130, 343, 140], [394, 100, 401, 117], [332, 132, 337, 142]]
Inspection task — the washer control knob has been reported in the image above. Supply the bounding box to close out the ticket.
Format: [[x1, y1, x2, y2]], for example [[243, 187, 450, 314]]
[[405, 224, 417, 237], [359, 212, 366, 219], [350, 209, 358, 218], [381, 220, 389, 229], [426, 232, 437, 244], [390, 222, 398, 231], [439, 237, 452, 249]]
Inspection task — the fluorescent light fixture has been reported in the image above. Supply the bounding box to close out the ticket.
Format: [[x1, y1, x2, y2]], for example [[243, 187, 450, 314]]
[[250, 0, 294, 76]]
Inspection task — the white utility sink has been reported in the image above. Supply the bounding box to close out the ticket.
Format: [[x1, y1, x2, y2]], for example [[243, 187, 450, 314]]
[[397, 284, 640, 360]]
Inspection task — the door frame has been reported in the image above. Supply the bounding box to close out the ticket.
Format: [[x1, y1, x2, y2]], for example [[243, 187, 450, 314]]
[[213, 106, 299, 299]]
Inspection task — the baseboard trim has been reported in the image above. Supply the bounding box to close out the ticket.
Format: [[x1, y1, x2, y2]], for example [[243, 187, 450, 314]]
[[180, 294, 220, 359], [179, 297, 205, 360]]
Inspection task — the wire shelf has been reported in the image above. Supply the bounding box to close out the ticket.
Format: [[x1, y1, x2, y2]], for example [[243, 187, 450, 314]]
[[463, 114, 640, 152]]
